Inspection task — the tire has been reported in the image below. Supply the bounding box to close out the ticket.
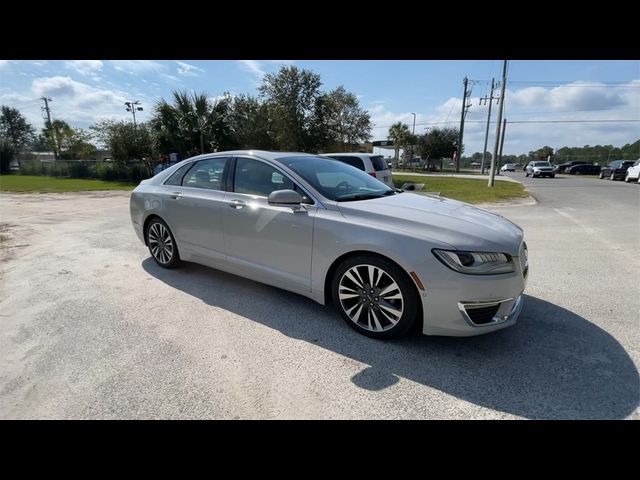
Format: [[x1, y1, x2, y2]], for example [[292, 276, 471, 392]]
[[331, 255, 419, 339], [551, 174, 555, 178], [146, 217, 181, 268], [625, 173, 630, 183], [610, 173, 615, 181], [599, 172, 604, 179], [525, 172, 529, 177]]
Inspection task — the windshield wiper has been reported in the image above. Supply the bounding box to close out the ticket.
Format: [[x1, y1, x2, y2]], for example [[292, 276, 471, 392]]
[[335, 191, 394, 202]]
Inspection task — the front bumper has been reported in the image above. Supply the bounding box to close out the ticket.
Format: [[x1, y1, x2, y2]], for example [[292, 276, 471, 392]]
[[414, 246, 528, 337]]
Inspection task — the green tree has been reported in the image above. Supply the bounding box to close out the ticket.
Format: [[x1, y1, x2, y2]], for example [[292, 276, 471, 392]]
[[151, 90, 231, 158], [0, 106, 36, 173], [91, 120, 154, 173], [59, 128, 97, 160], [42, 119, 75, 159], [258, 65, 326, 151], [387, 122, 411, 164], [416, 127, 459, 170], [324, 86, 372, 150], [226, 94, 275, 149]]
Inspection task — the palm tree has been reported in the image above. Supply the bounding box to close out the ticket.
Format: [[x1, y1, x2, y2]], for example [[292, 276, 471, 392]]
[[387, 122, 411, 165], [151, 90, 229, 158]]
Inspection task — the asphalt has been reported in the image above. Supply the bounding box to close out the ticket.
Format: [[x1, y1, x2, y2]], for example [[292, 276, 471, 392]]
[[0, 173, 638, 419]]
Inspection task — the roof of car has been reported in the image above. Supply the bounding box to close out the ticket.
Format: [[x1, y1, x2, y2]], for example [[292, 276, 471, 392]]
[[322, 152, 381, 157], [182, 150, 320, 163]]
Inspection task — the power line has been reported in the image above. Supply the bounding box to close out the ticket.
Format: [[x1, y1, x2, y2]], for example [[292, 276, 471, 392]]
[[372, 118, 640, 129]]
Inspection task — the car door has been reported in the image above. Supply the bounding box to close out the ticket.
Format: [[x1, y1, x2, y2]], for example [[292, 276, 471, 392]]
[[223, 156, 317, 294], [163, 157, 231, 262]]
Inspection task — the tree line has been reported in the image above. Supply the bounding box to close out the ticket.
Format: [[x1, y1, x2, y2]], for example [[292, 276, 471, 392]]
[[0, 66, 372, 174]]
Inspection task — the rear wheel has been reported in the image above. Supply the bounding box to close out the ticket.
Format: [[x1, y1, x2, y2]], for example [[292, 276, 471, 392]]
[[610, 172, 615, 181], [147, 218, 181, 268], [332, 255, 419, 339], [599, 172, 604, 179]]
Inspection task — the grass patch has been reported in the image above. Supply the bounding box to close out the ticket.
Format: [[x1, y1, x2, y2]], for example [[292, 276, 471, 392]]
[[392, 175, 528, 204], [0, 175, 136, 193]]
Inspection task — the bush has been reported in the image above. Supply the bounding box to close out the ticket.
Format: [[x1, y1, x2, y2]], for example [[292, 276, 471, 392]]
[[18, 160, 153, 182]]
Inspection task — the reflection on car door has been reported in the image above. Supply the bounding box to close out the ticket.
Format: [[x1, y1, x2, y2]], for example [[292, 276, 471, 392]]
[[223, 156, 317, 294], [163, 157, 230, 261]]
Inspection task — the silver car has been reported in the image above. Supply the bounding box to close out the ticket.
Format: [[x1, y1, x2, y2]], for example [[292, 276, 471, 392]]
[[130, 150, 528, 339]]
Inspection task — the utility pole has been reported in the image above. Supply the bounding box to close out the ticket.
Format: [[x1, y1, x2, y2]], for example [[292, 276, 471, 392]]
[[498, 118, 507, 165], [40, 96, 58, 161], [411, 112, 416, 164], [479, 78, 499, 174], [489, 60, 508, 187], [457, 77, 471, 173]]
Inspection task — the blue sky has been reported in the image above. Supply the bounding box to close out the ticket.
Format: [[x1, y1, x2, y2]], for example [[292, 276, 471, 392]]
[[1, 60, 638, 155]]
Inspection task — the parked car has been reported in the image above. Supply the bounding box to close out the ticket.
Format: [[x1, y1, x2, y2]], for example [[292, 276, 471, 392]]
[[556, 161, 588, 174], [323, 153, 394, 188], [525, 161, 555, 178], [500, 163, 516, 173], [599, 160, 636, 180], [566, 164, 601, 175], [624, 159, 640, 183], [131, 151, 528, 339]]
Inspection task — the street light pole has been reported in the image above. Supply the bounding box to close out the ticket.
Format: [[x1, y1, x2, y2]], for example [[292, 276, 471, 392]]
[[124, 100, 143, 128]]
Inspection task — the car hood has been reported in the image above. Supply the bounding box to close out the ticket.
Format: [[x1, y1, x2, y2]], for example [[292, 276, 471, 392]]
[[337, 192, 524, 255]]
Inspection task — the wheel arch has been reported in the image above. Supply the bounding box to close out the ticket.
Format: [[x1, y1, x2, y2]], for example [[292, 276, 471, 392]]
[[323, 249, 424, 332], [143, 213, 164, 246]]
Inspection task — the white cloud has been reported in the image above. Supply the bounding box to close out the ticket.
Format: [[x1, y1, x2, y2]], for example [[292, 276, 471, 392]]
[[65, 60, 103, 76], [176, 61, 205, 76], [238, 60, 294, 83], [238, 60, 265, 79], [10, 76, 152, 130], [160, 73, 180, 82], [367, 80, 640, 155], [110, 60, 165, 75]]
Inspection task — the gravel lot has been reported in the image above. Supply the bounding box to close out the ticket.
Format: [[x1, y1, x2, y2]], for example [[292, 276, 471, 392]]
[[1, 174, 638, 419]]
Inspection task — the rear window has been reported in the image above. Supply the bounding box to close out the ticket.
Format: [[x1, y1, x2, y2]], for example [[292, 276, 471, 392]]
[[370, 156, 389, 171], [327, 156, 365, 171]]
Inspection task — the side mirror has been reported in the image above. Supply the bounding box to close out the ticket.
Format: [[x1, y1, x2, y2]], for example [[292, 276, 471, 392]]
[[268, 189, 303, 206]]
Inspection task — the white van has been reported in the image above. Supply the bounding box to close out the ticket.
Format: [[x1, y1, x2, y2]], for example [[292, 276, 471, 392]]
[[323, 153, 395, 188]]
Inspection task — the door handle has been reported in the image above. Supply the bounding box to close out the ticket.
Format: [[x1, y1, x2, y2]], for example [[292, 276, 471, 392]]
[[170, 192, 182, 200], [228, 200, 246, 209]]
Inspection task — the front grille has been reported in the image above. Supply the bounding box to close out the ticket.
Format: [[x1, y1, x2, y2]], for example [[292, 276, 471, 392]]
[[465, 304, 500, 325]]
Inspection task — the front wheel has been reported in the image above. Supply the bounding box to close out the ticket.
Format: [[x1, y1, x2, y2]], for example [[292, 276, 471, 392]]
[[610, 173, 615, 181], [599, 172, 604, 179], [625, 173, 630, 183], [332, 255, 419, 339], [147, 218, 181, 268], [525, 172, 529, 177]]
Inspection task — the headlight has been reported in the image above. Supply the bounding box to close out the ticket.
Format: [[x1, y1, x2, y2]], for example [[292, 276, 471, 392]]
[[432, 249, 515, 275]]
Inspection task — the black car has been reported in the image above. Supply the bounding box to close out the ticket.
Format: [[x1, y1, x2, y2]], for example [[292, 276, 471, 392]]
[[556, 161, 588, 174], [567, 164, 601, 175], [599, 160, 636, 180]]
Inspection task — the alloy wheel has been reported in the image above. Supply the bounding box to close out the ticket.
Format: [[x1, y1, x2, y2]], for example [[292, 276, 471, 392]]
[[148, 222, 174, 264], [338, 264, 404, 333]]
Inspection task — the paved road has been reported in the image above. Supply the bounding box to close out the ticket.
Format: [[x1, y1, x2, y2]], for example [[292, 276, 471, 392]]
[[0, 177, 638, 419]]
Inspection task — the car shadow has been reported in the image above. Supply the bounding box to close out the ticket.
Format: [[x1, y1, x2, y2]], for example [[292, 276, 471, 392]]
[[142, 258, 639, 419]]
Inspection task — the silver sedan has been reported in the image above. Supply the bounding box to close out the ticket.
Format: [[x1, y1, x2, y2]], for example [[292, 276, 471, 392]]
[[130, 151, 528, 339]]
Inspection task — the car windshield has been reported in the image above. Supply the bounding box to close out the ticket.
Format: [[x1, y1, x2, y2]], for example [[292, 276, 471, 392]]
[[534, 161, 551, 167], [279, 155, 395, 201]]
